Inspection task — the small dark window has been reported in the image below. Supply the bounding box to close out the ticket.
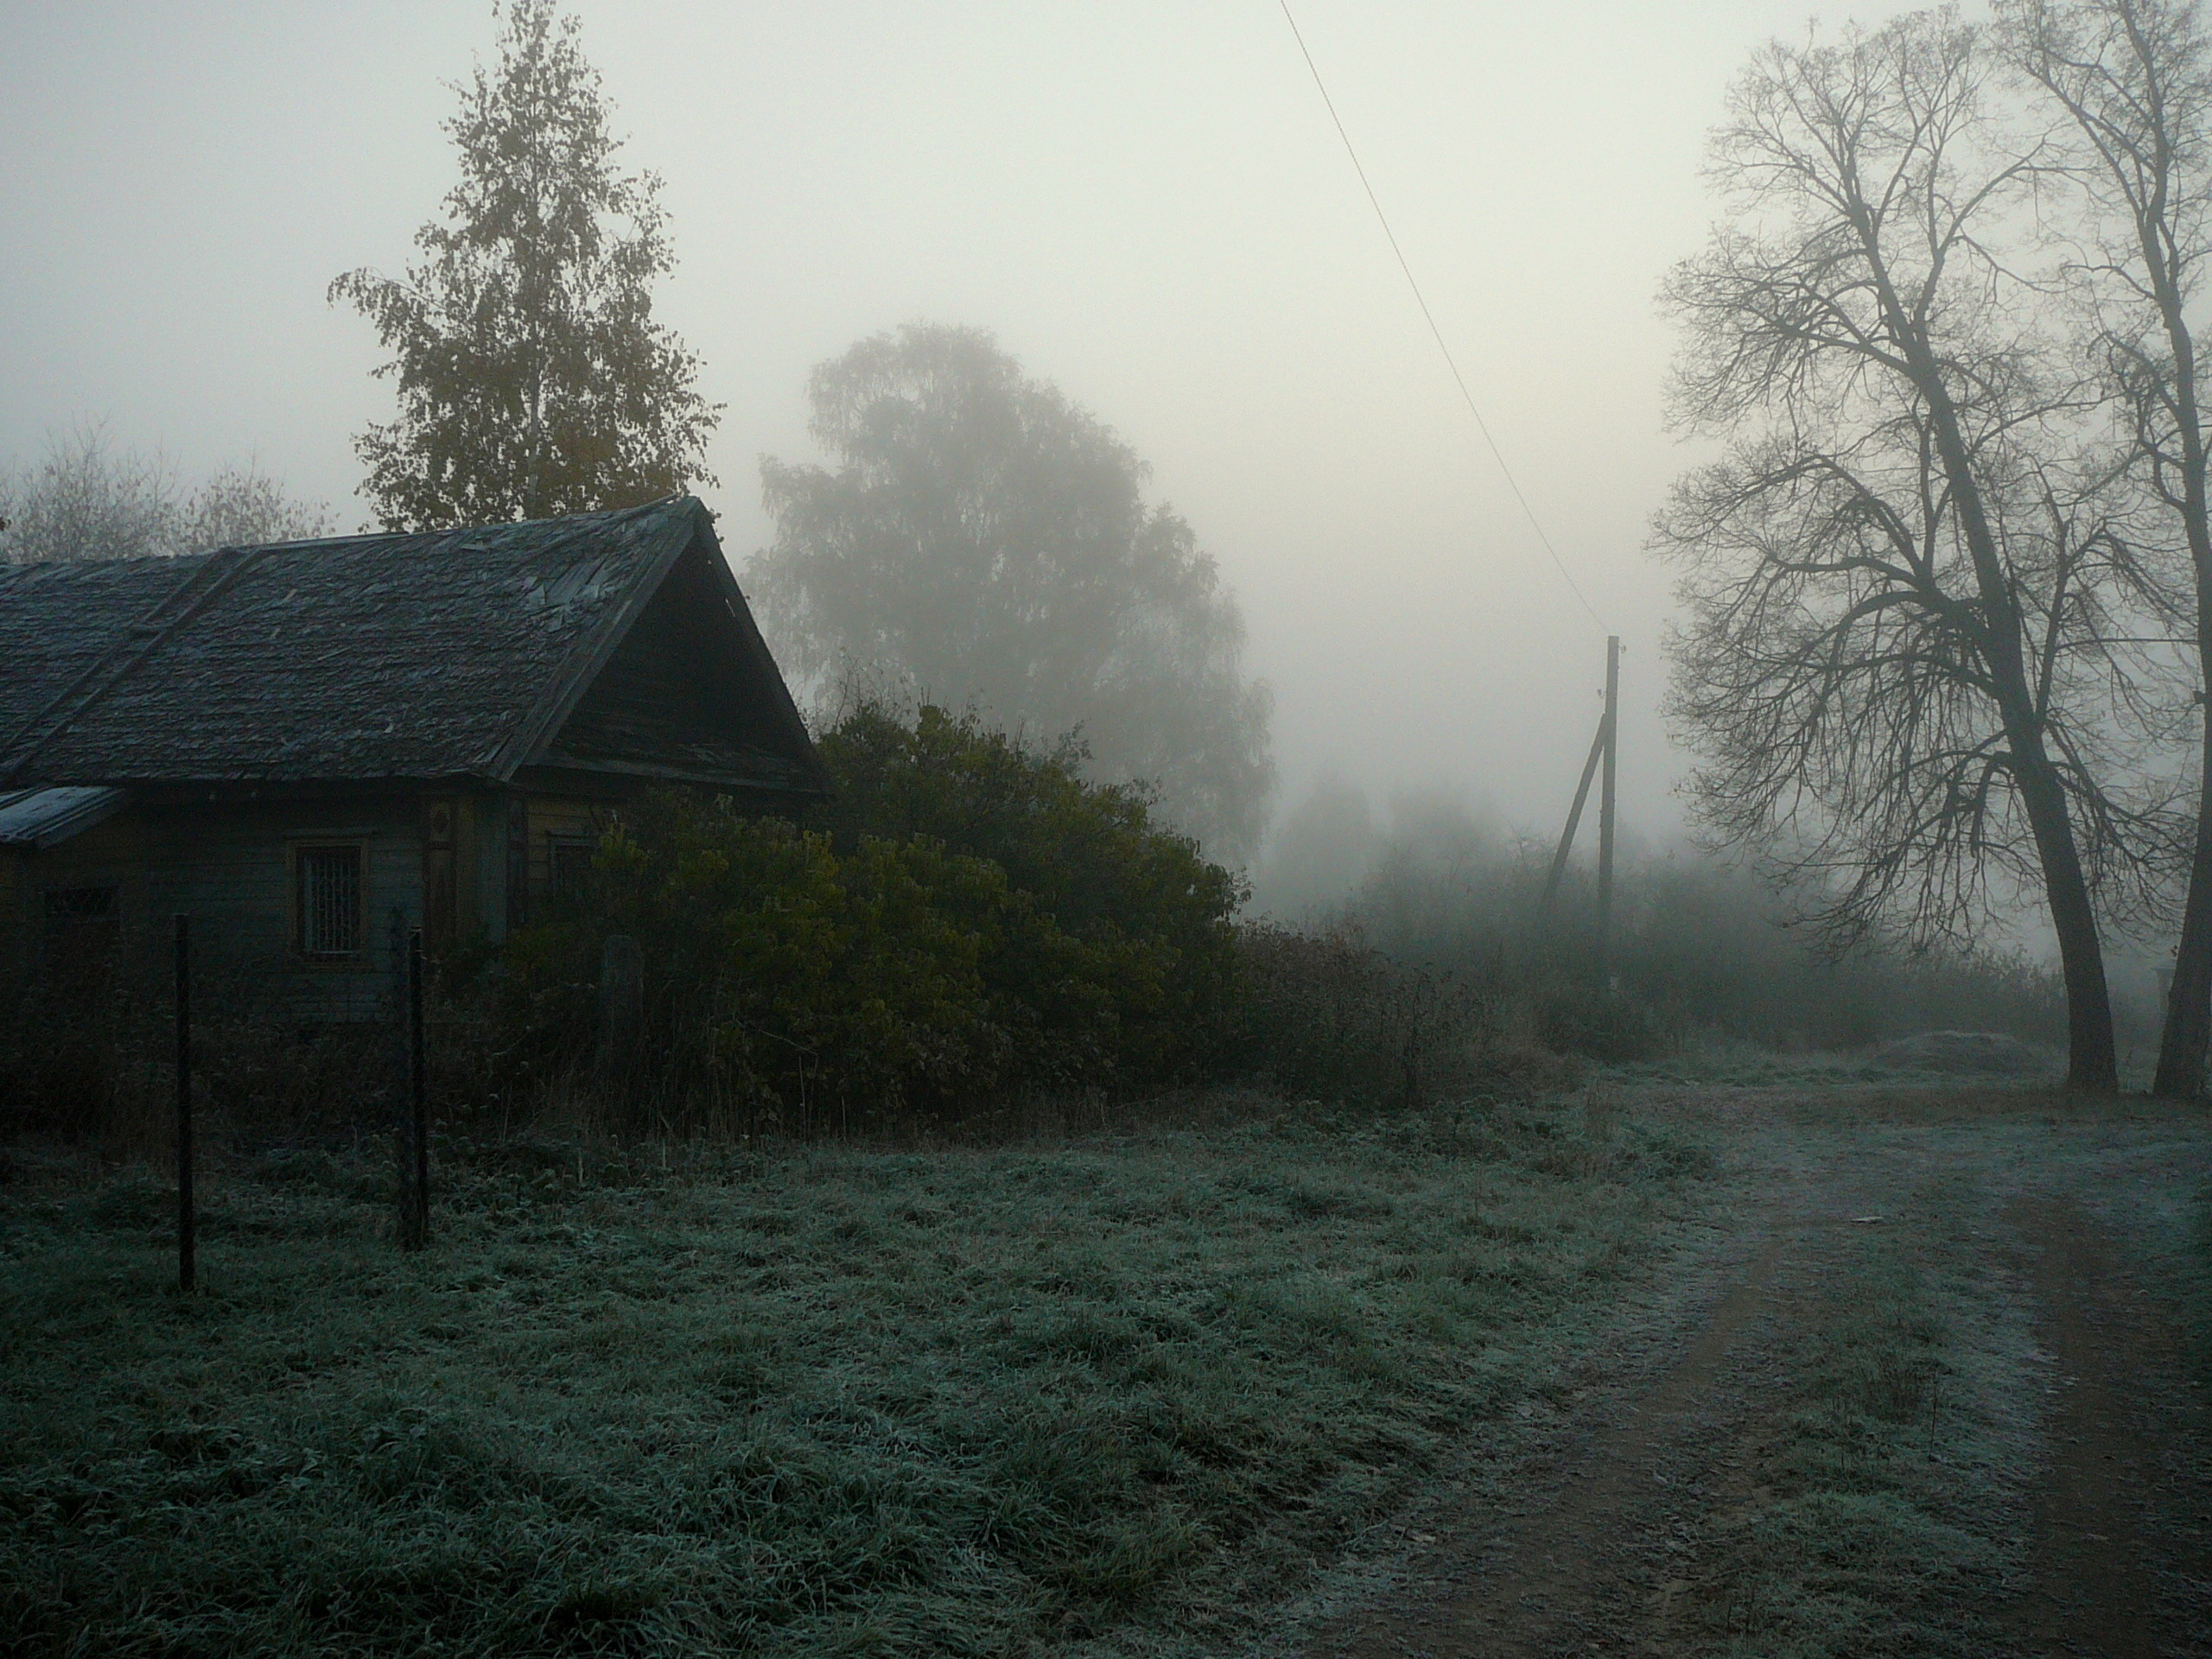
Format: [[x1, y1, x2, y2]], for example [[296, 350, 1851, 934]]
[[44, 886, 117, 924], [296, 845, 363, 958], [549, 837, 594, 900], [43, 885, 119, 996]]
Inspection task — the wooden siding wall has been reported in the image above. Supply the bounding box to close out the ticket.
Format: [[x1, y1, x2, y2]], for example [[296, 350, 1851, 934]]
[[3, 790, 617, 1023], [550, 547, 783, 771], [4, 802, 423, 1023]]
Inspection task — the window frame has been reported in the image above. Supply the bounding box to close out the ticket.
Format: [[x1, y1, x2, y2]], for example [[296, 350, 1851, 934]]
[[290, 841, 367, 963], [546, 832, 596, 903]]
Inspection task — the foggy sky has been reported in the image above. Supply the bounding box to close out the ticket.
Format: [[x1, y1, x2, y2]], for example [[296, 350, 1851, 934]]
[[0, 0, 1924, 862]]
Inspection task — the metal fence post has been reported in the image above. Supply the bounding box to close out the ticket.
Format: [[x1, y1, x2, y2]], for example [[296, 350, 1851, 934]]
[[174, 913, 194, 1293], [404, 927, 429, 1249]]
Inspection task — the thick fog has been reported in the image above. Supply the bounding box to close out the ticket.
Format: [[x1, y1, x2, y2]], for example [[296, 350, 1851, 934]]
[[1, 0, 1924, 868]]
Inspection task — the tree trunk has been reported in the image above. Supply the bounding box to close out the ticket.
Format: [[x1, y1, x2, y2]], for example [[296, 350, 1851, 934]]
[[2154, 699, 2212, 1096], [2143, 231, 2212, 1096], [2016, 753, 2121, 1090], [2013, 0, 2212, 1098], [2147, 315, 2212, 1096], [1901, 336, 2120, 1091]]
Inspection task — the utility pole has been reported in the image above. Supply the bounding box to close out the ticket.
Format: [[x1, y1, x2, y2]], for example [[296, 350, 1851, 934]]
[[1541, 719, 1607, 912], [1540, 638, 1624, 989], [1596, 635, 1619, 991]]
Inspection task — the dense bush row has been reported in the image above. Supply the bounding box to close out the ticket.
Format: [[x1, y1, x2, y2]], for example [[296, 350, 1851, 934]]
[[491, 704, 1247, 1131], [2, 701, 2081, 1152]]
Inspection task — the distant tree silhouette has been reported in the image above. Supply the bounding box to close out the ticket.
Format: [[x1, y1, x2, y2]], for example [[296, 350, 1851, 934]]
[[1, 423, 330, 563], [750, 324, 1274, 862]]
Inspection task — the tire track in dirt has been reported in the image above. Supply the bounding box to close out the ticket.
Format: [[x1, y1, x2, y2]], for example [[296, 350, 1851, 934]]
[[2005, 1193, 2210, 1658], [1297, 1092, 2212, 1659], [1302, 1231, 1790, 1657]]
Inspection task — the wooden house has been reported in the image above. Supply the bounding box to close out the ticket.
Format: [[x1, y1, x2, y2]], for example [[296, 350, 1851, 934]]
[[0, 496, 826, 1019]]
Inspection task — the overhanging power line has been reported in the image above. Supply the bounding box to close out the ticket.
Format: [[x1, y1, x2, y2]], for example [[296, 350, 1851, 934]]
[[1275, 0, 1607, 632]]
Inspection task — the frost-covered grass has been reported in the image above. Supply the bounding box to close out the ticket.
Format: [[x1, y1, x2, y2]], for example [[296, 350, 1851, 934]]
[[0, 1101, 1710, 1656], [1603, 1036, 2061, 1092]]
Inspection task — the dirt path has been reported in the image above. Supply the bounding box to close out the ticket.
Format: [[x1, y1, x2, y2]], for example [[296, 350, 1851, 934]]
[[1299, 1090, 2212, 1659], [1304, 1236, 1790, 1657], [2005, 1193, 2208, 1657]]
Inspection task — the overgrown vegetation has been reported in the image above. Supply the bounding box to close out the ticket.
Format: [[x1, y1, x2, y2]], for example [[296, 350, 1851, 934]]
[[1262, 782, 2070, 1066], [0, 1103, 1712, 1656], [493, 702, 1247, 1134], [3, 700, 2075, 1158]]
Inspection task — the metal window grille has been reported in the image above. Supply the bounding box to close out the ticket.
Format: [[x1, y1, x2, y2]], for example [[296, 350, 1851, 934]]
[[296, 845, 363, 957]]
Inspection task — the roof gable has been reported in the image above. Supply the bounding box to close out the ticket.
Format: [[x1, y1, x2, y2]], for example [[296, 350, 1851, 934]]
[[539, 537, 828, 793], [0, 497, 823, 794]]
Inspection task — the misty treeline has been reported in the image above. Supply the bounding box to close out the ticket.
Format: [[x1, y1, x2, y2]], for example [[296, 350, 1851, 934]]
[[1658, 0, 2212, 1093], [0, 423, 332, 564], [1254, 777, 2069, 1065]]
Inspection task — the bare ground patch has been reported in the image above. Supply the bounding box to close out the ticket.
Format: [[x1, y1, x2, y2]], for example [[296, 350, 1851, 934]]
[[1295, 1089, 2212, 1659]]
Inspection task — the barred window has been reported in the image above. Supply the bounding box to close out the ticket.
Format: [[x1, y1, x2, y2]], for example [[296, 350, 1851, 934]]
[[549, 836, 594, 900], [296, 845, 363, 958]]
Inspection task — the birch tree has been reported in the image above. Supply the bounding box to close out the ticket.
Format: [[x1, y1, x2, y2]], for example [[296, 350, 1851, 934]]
[[330, 0, 717, 531]]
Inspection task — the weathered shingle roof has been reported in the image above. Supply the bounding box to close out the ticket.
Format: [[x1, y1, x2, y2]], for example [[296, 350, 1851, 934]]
[[0, 497, 825, 794]]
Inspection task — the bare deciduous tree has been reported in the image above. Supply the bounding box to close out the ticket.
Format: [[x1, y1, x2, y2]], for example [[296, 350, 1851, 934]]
[[1, 424, 331, 563], [1657, 10, 2142, 1090], [2003, 0, 2212, 1092], [1, 424, 182, 563], [183, 462, 334, 550]]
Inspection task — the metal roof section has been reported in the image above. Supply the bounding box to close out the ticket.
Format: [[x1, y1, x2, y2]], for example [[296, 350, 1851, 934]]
[[0, 785, 129, 849]]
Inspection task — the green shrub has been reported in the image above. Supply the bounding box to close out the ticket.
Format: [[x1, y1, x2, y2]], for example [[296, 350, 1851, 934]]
[[814, 702, 1246, 1075], [500, 804, 1090, 1128], [494, 704, 1245, 1129]]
